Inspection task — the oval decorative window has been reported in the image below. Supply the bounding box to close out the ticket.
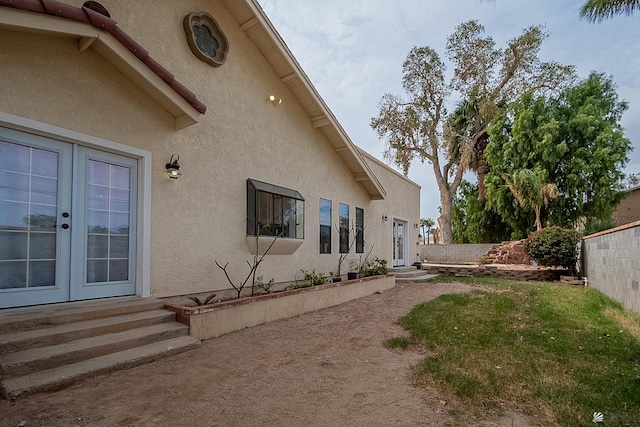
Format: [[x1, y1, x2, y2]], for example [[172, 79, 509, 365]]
[[183, 12, 229, 67]]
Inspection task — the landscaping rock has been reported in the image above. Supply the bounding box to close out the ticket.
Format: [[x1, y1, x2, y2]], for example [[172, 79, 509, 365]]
[[483, 240, 531, 265]]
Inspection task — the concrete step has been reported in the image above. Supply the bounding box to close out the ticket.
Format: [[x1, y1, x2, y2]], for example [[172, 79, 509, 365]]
[[0, 310, 176, 355], [390, 267, 428, 279], [1, 335, 201, 399], [0, 322, 190, 378], [396, 273, 439, 283], [0, 297, 165, 334]]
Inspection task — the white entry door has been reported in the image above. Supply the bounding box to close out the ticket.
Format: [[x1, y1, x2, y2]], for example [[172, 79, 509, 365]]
[[392, 219, 406, 267], [0, 128, 137, 308]]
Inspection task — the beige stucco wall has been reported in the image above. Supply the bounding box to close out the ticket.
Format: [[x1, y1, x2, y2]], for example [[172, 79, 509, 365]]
[[613, 187, 640, 227], [358, 151, 422, 265], [0, 0, 420, 298]]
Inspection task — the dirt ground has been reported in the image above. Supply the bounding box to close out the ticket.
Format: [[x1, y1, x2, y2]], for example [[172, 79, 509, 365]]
[[0, 282, 540, 427]]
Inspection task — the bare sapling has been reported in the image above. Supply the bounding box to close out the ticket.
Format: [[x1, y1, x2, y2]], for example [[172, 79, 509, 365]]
[[215, 225, 280, 299]]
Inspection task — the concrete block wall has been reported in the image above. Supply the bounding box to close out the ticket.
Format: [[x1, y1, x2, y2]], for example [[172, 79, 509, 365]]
[[582, 221, 640, 315], [420, 244, 496, 263]]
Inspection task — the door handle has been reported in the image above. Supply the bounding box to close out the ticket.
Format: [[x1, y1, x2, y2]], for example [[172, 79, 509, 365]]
[[61, 212, 70, 229]]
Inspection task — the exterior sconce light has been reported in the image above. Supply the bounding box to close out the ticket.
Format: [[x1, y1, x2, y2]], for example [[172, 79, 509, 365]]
[[381, 213, 388, 222], [165, 154, 183, 179], [269, 94, 282, 104], [414, 223, 420, 228]]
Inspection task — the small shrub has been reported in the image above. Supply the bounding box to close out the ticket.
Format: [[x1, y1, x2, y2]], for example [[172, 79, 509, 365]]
[[478, 254, 492, 265], [187, 293, 217, 306], [255, 276, 274, 293], [360, 257, 389, 277], [300, 269, 328, 286], [524, 226, 580, 273]]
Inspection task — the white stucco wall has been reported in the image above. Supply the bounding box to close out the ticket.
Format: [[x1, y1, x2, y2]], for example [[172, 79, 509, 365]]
[[0, 0, 421, 299]]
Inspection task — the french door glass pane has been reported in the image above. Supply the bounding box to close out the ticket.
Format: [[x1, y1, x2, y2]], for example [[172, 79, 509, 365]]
[[397, 224, 404, 259], [0, 141, 58, 289], [86, 160, 131, 283]]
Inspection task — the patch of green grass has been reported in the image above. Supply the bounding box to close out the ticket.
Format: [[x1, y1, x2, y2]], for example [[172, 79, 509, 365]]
[[383, 336, 411, 350], [396, 276, 640, 426]]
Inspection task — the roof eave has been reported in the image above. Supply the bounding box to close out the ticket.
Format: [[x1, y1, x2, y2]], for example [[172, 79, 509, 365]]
[[222, 0, 386, 200]]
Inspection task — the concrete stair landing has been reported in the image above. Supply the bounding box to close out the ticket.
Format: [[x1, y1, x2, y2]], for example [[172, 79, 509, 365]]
[[0, 297, 200, 399], [390, 266, 438, 282]]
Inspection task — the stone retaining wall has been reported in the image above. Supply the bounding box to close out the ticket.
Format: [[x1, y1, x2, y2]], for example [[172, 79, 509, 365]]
[[422, 264, 569, 282]]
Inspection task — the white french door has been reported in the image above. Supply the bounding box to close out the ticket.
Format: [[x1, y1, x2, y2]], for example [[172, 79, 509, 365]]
[[0, 128, 137, 308], [392, 219, 406, 267]]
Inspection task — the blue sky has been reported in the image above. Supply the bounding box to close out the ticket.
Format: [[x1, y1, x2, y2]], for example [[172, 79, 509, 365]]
[[257, 0, 640, 222]]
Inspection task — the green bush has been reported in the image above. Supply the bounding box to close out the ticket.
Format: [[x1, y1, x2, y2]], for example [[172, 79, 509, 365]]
[[300, 269, 328, 286], [524, 226, 580, 272], [360, 257, 389, 277]]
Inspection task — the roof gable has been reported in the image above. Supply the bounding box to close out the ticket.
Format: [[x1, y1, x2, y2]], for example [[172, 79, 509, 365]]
[[0, 0, 205, 130]]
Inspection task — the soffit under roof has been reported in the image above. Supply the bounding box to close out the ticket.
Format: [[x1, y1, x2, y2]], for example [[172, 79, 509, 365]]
[[220, 0, 386, 200], [0, 1, 205, 130]]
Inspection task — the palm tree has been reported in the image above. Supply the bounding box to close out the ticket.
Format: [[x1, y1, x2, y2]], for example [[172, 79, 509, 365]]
[[447, 98, 491, 200], [420, 217, 435, 244], [480, 0, 638, 22], [502, 169, 559, 232], [580, 0, 639, 22]]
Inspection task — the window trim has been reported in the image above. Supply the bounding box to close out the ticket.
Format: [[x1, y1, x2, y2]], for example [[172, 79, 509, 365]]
[[246, 178, 304, 239], [356, 207, 364, 254], [339, 203, 349, 254], [319, 198, 332, 254], [0, 112, 151, 299]]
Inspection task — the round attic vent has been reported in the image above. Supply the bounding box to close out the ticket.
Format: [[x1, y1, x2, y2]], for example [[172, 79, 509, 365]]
[[82, 1, 111, 18], [184, 12, 229, 67]]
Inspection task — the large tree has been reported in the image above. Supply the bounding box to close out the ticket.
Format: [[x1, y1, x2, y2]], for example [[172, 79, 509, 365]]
[[370, 20, 574, 243], [447, 98, 491, 200], [485, 72, 632, 238], [451, 181, 513, 243]]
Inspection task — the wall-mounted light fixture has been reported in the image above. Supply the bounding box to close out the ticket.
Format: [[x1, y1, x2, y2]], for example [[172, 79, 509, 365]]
[[268, 94, 282, 104], [381, 213, 388, 222], [165, 154, 183, 179], [414, 223, 420, 229]]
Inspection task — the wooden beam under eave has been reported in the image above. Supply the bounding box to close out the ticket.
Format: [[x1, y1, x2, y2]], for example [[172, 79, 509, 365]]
[[281, 73, 297, 83], [240, 17, 259, 32], [78, 36, 97, 53], [354, 173, 369, 181], [312, 117, 330, 128]]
